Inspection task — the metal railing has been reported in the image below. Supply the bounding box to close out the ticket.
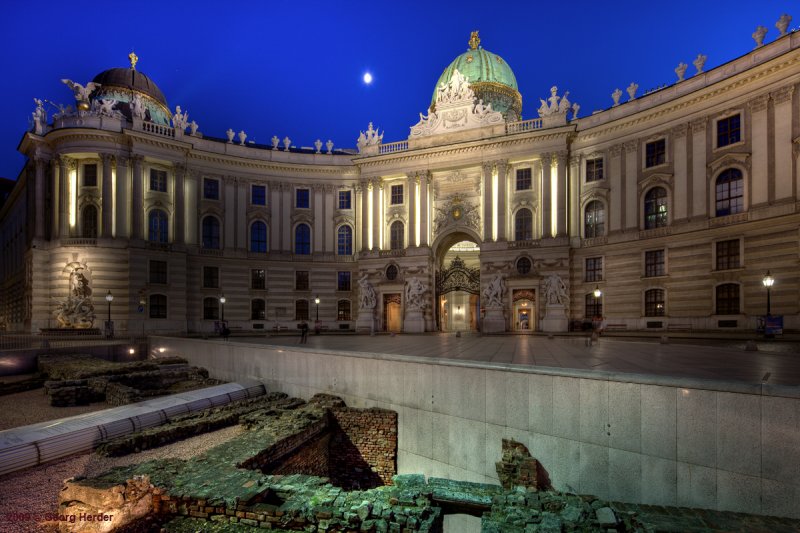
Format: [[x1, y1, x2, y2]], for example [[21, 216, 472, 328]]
[[0, 331, 147, 351]]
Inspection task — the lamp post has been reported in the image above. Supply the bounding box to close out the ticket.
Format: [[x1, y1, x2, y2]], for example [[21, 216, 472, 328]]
[[762, 271, 774, 316], [105, 290, 114, 338], [219, 295, 226, 322], [593, 285, 602, 298], [314, 295, 320, 334]]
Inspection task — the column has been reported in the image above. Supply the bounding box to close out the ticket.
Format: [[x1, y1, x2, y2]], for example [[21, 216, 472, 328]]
[[50, 159, 59, 238], [419, 172, 430, 247], [281, 183, 291, 251], [313, 184, 323, 253], [325, 185, 335, 253], [406, 173, 417, 247], [358, 181, 369, 252], [748, 96, 769, 206], [58, 156, 69, 238], [555, 152, 568, 237], [236, 179, 247, 249], [130, 155, 143, 240], [372, 179, 383, 250], [34, 153, 46, 239], [540, 154, 552, 238], [608, 145, 622, 232], [690, 119, 708, 217], [482, 162, 493, 241], [773, 86, 794, 201], [184, 170, 198, 245], [115, 156, 129, 238], [101, 153, 113, 237], [496, 161, 508, 241], [568, 155, 580, 238], [173, 164, 185, 243]]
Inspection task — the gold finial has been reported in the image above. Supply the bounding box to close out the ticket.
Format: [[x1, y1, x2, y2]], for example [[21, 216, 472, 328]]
[[128, 51, 138, 70], [468, 31, 480, 50]]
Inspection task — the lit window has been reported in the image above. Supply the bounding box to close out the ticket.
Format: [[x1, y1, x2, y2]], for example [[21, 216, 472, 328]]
[[716, 239, 740, 270], [584, 201, 605, 238], [391, 184, 403, 205], [515, 209, 532, 241], [296, 189, 310, 208], [202, 216, 220, 249], [337, 225, 353, 255], [645, 139, 665, 168], [644, 187, 668, 229], [644, 289, 665, 317], [250, 221, 267, 253]]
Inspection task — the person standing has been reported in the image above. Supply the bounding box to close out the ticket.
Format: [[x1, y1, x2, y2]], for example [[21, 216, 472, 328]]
[[299, 320, 309, 344]]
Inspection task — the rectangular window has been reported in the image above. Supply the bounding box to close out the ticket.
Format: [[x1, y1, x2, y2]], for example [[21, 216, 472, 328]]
[[337, 300, 351, 321], [586, 158, 603, 182], [717, 114, 741, 148], [645, 139, 666, 168], [149, 260, 168, 284], [203, 298, 219, 320], [150, 169, 167, 192], [337, 271, 351, 291], [295, 300, 309, 320], [391, 184, 403, 205], [585, 257, 603, 282], [716, 284, 740, 315], [516, 168, 532, 190], [203, 266, 219, 288], [251, 268, 266, 289], [252, 185, 266, 206], [338, 190, 352, 210], [149, 294, 167, 319], [83, 164, 98, 187], [644, 289, 665, 317], [251, 299, 266, 320], [296, 188, 310, 208], [645, 250, 665, 277], [295, 271, 309, 291], [585, 294, 603, 319], [716, 239, 740, 270], [203, 178, 219, 200]]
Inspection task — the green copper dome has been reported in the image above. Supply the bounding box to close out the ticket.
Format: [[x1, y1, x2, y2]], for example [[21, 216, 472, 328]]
[[431, 31, 522, 121]]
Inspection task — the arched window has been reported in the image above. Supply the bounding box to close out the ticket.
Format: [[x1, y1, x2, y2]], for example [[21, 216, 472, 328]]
[[716, 283, 740, 315], [250, 221, 267, 253], [295, 224, 311, 255], [148, 209, 168, 243], [715, 169, 744, 217], [516, 257, 531, 275], [644, 289, 665, 317], [251, 298, 266, 320], [202, 216, 220, 249], [584, 201, 605, 238], [337, 225, 353, 255], [390, 221, 404, 250], [203, 297, 219, 320], [82, 205, 98, 238], [149, 294, 167, 319], [337, 300, 351, 321], [295, 299, 309, 320], [585, 293, 602, 319], [644, 187, 668, 229], [515, 208, 533, 241]]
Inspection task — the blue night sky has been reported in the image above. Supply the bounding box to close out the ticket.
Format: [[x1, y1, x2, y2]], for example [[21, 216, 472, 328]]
[[0, 1, 796, 179]]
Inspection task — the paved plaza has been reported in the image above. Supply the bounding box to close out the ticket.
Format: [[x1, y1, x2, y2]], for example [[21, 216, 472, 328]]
[[224, 332, 800, 387]]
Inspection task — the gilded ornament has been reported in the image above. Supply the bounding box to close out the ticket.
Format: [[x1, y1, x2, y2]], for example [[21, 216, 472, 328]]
[[468, 31, 480, 50], [466, 55, 474, 63], [452, 206, 463, 220], [129, 51, 138, 70]]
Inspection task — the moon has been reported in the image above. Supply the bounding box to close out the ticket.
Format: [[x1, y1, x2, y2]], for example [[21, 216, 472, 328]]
[[363, 72, 373, 84]]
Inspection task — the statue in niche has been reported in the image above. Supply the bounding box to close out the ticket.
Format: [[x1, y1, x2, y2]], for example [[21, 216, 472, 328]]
[[54, 267, 96, 328], [483, 273, 505, 308], [405, 277, 427, 311], [543, 273, 568, 305], [358, 274, 376, 310]]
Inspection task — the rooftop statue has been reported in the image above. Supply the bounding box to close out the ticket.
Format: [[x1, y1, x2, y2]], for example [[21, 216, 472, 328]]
[[61, 79, 101, 109], [32, 98, 47, 134], [130, 93, 146, 119], [172, 106, 189, 131], [357, 122, 383, 152]]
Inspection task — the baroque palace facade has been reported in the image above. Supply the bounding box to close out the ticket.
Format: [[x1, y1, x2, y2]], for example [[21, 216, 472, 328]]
[[1, 26, 800, 335]]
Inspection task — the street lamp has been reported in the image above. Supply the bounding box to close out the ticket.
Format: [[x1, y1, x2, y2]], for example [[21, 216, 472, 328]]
[[314, 295, 320, 321], [219, 294, 226, 322], [762, 271, 774, 316], [105, 290, 114, 338], [593, 285, 602, 298]]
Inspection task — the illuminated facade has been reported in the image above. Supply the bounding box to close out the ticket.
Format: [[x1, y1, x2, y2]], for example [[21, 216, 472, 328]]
[[1, 30, 799, 335]]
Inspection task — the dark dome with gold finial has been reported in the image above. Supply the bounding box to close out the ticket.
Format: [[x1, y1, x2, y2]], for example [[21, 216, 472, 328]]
[[432, 31, 522, 121], [90, 52, 171, 125]]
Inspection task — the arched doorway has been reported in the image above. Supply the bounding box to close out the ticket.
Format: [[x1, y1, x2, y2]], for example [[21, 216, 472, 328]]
[[512, 289, 536, 332], [435, 238, 481, 332]]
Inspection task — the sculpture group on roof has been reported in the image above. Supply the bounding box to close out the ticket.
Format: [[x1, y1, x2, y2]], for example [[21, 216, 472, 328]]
[[357, 122, 383, 152]]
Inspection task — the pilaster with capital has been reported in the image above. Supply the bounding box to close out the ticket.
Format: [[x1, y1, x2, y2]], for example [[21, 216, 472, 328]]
[[115, 156, 129, 238], [773, 86, 794, 201], [173, 164, 186, 244], [101, 153, 114, 237], [690, 119, 709, 217], [540, 153, 552, 238], [130, 155, 144, 240], [419, 171, 431, 247], [555, 152, 568, 237], [33, 153, 46, 239], [223, 176, 237, 250], [406, 173, 417, 247], [312, 183, 324, 253], [481, 162, 493, 241], [57, 155, 70, 238], [371, 179, 383, 250], [359, 179, 370, 252], [495, 161, 509, 241]]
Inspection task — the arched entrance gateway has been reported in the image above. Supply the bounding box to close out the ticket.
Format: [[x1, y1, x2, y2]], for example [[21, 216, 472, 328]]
[[435, 236, 481, 332]]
